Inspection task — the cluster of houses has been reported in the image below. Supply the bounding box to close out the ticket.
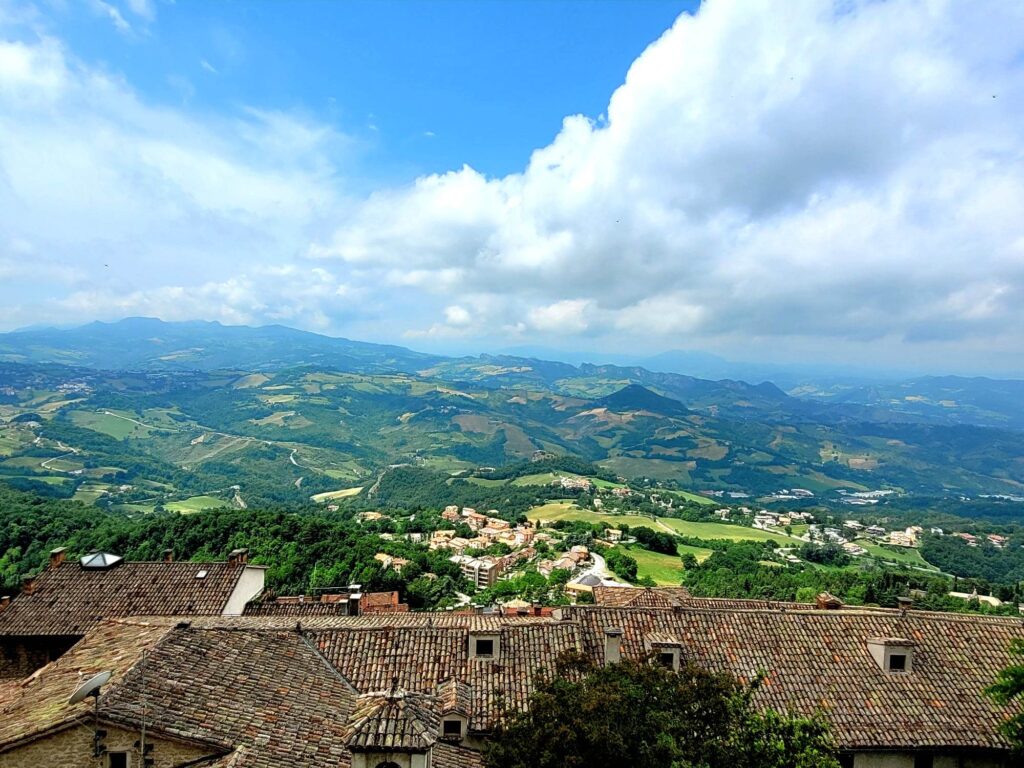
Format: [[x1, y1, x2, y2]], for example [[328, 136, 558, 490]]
[[1, 549, 1023, 768], [953, 531, 1010, 549]]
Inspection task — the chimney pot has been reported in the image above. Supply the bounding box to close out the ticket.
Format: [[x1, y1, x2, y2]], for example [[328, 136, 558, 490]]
[[163, 548, 174, 563], [0, 595, 10, 612], [21, 575, 36, 596], [49, 547, 67, 570]]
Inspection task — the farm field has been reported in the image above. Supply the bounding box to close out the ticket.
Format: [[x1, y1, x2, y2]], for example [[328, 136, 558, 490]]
[[165, 495, 230, 513], [668, 489, 716, 506], [527, 502, 795, 545], [70, 409, 154, 439], [854, 539, 937, 569], [311, 486, 364, 503]]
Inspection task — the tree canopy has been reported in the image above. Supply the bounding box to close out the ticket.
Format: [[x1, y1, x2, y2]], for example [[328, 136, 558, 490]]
[[484, 651, 840, 768]]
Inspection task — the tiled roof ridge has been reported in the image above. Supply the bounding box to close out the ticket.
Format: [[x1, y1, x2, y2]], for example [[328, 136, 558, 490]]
[[573, 603, 1024, 625]]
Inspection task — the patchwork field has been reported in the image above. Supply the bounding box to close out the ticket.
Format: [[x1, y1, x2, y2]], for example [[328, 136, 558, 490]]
[[612, 543, 713, 586], [165, 495, 230, 513], [527, 502, 794, 545], [311, 486, 364, 503]]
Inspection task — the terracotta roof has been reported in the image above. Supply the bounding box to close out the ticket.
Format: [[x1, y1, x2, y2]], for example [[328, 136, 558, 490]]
[[100, 626, 358, 768], [346, 688, 439, 752], [243, 600, 351, 617], [179, 612, 563, 630], [565, 604, 1024, 751], [0, 561, 255, 636], [436, 678, 473, 717], [592, 586, 883, 613], [313, 622, 581, 732], [0, 618, 173, 751]]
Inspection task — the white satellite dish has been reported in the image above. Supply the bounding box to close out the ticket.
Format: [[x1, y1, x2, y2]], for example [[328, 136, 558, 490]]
[[69, 670, 112, 704]]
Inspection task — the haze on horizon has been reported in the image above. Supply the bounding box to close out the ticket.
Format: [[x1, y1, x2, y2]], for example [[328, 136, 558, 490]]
[[1, 0, 1022, 377]]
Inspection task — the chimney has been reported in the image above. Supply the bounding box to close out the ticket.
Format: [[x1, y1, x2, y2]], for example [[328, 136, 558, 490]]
[[0, 596, 10, 612], [49, 547, 68, 570], [604, 627, 623, 665], [162, 548, 174, 563], [348, 593, 361, 616], [815, 592, 843, 610], [21, 575, 36, 596], [896, 596, 913, 610], [227, 548, 249, 566]]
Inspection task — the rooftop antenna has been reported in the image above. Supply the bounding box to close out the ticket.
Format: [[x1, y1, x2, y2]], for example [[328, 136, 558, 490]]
[[69, 670, 112, 758]]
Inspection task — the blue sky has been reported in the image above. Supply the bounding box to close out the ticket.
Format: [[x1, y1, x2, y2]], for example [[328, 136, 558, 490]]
[[1, 0, 1022, 375], [49, 0, 693, 182]]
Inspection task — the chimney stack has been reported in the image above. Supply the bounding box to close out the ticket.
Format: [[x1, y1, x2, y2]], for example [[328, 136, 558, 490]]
[[227, 548, 249, 566], [49, 547, 67, 570], [604, 627, 623, 665], [163, 548, 174, 563], [896, 596, 913, 610], [21, 575, 36, 596], [0, 596, 10, 612]]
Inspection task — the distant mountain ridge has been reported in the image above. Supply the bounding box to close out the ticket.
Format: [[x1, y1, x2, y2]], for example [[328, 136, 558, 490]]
[[0, 318, 1020, 431]]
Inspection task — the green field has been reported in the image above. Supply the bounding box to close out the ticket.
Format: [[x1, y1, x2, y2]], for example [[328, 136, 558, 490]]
[[70, 409, 153, 439], [854, 539, 937, 569], [7, 474, 71, 486], [615, 546, 684, 585], [664, 489, 717, 506], [311, 486, 364, 503], [165, 495, 230, 513], [528, 502, 794, 545]]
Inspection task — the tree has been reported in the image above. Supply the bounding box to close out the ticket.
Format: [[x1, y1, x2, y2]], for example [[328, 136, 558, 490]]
[[986, 638, 1024, 750], [485, 652, 840, 768]]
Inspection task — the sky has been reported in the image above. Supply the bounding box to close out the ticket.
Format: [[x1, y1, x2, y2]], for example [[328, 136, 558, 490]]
[[0, 0, 1022, 376]]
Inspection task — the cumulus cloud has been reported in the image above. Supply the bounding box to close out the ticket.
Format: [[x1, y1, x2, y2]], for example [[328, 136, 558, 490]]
[[1, 0, 1022, 373], [312, 0, 1024, 366], [0, 22, 351, 331]]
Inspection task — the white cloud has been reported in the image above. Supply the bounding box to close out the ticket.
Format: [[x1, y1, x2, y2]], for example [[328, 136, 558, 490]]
[[310, 0, 1024, 367], [444, 305, 472, 327], [1, 0, 1023, 373], [0, 25, 351, 332], [528, 299, 591, 334]]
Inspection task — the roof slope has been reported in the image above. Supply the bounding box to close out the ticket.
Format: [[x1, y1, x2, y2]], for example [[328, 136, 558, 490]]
[[101, 626, 358, 768], [0, 562, 251, 636], [567, 605, 1024, 751], [346, 689, 439, 752], [313, 623, 581, 731], [0, 619, 173, 751]]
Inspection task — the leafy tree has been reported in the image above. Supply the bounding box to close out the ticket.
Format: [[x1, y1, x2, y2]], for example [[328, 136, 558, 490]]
[[485, 651, 840, 768], [986, 639, 1024, 749]]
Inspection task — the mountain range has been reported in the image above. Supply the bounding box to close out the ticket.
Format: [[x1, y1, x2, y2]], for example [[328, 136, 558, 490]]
[[0, 318, 1021, 508]]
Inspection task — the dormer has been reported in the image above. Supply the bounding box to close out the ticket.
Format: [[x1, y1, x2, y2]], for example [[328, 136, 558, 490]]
[[867, 637, 917, 673], [468, 631, 500, 661], [646, 633, 683, 672], [436, 679, 472, 743]]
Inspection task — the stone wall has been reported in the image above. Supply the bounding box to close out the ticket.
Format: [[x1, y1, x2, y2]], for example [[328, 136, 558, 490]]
[[0, 721, 214, 767]]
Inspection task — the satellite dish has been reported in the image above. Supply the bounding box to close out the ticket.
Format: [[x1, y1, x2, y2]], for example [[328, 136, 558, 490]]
[[69, 671, 112, 704]]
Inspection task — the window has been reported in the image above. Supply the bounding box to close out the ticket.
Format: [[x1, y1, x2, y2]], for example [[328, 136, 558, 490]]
[[889, 653, 907, 672], [375, 763, 401, 768], [658, 652, 676, 669], [913, 756, 933, 768], [837, 755, 854, 768], [443, 719, 463, 739], [475, 638, 494, 657], [106, 753, 130, 768]]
